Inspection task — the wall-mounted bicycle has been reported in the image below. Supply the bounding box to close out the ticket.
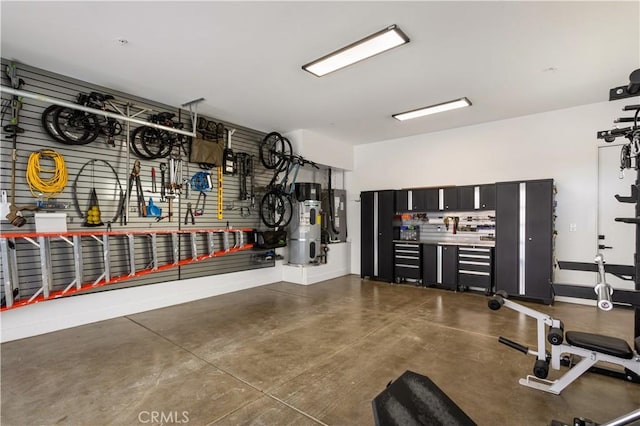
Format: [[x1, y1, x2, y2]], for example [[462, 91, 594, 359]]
[[130, 112, 187, 159], [258, 132, 318, 228], [41, 91, 122, 145]]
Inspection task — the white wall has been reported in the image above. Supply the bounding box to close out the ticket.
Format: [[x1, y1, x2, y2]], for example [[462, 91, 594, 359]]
[[348, 98, 639, 288], [285, 129, 354, 171]]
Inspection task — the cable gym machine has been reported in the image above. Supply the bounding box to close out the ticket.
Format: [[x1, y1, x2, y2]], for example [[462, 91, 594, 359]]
[[553, 68, 640, 336], [485, 70, 640, 424], [372, 69, 640, 426]]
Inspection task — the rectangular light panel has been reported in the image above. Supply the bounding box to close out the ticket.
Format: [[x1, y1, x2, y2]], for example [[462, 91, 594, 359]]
[[302, 25, 409, 77], [393, 97, 472, 121]]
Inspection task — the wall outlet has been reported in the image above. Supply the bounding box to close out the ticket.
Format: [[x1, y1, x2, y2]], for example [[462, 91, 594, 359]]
[[569, 223, 577, 232]]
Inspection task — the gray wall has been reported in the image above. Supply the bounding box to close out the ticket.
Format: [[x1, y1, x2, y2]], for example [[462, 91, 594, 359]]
[[0, 59, 277, 304]]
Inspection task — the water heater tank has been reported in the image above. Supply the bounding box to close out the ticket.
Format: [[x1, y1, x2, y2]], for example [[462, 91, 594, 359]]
[[288, 185, 322, 265]]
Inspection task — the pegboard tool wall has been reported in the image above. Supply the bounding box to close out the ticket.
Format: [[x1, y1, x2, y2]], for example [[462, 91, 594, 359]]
[[0, 59, 280, 302]]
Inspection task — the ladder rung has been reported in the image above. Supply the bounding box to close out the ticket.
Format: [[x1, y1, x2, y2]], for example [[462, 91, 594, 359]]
[[0, 229, 255, 311]]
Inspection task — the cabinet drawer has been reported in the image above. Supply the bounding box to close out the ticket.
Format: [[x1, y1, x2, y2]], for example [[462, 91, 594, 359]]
[[395, 243, 420, 250], [458, 246, 491, 252], [395, 243, 420, 268], [458, 261, 491, 273], [458, 252, 491, 261], [459, 247, 492, 255], [395, 265, 421, 279], [394, 255, 420, 266], [395, 249, 420, 255], [458, 271, 492, 288]]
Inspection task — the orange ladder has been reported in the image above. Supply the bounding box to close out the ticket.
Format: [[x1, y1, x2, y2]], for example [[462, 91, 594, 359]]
[[0, 228, 254, 310]]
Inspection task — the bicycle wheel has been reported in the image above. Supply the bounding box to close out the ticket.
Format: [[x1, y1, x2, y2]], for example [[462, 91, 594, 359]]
[[41, 105, 67, 143], [130, 126, 154, 160], [197, 117, 208, 131], [52, 107, 99, 145], [260, 191, 292, 228], [277, 194, 294, 227], [141, 127, 172, 159], [260, 132, 287, 170]]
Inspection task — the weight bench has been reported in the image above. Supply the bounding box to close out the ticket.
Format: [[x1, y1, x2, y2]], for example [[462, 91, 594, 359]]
[[489, 292, 640, 395]]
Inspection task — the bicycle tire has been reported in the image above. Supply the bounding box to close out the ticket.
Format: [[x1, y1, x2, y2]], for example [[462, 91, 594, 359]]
[[197, 117, 208, 131], [260, 191, 292, 228], [41, 105, 67, 143], [52, 107, 99, 145], [278, 193, 293, 227], [130, 126, 155, 160], [260, 132, 284, 169], [140, 127, 172, 159]]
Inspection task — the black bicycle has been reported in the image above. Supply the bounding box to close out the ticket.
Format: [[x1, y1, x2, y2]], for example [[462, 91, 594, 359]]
[[259, 151, 318, 228], [130, 112, 187, 160], [42, 92, 123, 145]]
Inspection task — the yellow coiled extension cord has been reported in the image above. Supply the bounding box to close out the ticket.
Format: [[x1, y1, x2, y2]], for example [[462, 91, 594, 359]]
[[26, 149, 68, 198]]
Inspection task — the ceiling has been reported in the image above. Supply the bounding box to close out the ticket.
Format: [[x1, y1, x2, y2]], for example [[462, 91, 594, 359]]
[[1, 1, 639, 145]]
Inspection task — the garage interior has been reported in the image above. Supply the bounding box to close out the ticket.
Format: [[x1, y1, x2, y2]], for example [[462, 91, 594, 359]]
[[1, 2, 639, 425]]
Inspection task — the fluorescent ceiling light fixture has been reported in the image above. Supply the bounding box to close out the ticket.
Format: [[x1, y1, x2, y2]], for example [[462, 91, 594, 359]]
[[302, 25, 409, 77], [393, 97, 472, 121]]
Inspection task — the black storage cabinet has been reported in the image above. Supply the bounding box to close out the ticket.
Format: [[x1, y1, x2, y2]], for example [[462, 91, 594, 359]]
[[457, 186, 475, 211], [421, 244, 458, 291], [422, 244, 438, 284], [479, 184, 496, 210], [422, 189, 439, 211], [441, 245, 458, 290], [394, 242, 421, 283], [361, 190, 395, 282], [443, 187, 458, 211], [395, 190, 409, 212], [457, 246, 494, 294], [495, 179, 554, 303], [457, 185, 496, 211]]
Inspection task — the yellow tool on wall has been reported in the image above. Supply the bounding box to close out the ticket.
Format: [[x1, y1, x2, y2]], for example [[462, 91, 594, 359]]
[[217, 166, 223, 220]]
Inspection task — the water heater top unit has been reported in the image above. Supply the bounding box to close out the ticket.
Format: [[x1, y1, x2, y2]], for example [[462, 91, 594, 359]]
[[295, 182, 321, 202]]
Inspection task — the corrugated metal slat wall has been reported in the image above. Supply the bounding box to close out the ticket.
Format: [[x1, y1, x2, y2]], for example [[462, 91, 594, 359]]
[[0, 59, 279, 302]]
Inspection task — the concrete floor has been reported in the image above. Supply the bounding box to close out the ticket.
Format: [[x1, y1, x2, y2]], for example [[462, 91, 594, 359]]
[[1, 275, 639, 425]]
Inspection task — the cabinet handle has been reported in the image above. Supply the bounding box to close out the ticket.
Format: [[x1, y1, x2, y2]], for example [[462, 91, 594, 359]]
[[528, 237, 532, 241]]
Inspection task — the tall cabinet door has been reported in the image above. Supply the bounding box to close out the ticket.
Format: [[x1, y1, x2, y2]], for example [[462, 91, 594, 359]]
[[360, 191, 375, 278], [524, 180, 553, 300], [495, 180, 553, 302], [495, 182, 521, 296], [378, 190, 396, 282]]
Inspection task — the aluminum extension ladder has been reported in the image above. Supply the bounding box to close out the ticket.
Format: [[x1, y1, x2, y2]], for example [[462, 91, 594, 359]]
[[0, 228, 254, 310]]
